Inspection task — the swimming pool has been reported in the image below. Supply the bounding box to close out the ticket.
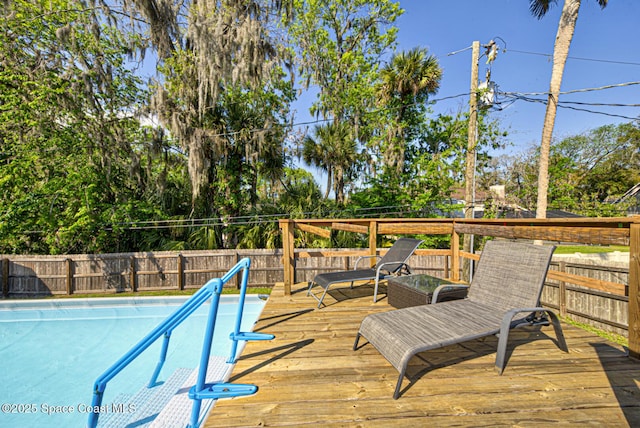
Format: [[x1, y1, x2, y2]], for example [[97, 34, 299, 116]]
[[0, 295, 267, 427]]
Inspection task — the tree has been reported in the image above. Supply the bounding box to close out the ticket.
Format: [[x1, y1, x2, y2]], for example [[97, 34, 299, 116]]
[[301, 122, 359, 204], [128, 0, 297, 249], [377, 47, 442, 177], [289, 0, 402, 201], [351, 112, 506, 219], [548, 123, 639, 215], [496, 150, 540, 211], [236, 167, 326, 249], [0, 0, 178, 254], [529, 0, 608, 219], [107, 0, 295, 221], [495, 122, 639, 217]]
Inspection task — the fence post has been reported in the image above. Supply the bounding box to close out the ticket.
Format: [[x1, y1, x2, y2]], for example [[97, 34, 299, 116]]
[[558, 261, 567, 317], [66, 258, 74, 295], [443, 255, 450, 279], [177, 254, 185, 290], [2, 259, 8, 298], [130, 255, 138, 292]]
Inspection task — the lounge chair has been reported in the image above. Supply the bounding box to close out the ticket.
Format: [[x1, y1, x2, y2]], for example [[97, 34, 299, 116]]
[[353, 240, 568, 399], [307, 238, 423, 308]]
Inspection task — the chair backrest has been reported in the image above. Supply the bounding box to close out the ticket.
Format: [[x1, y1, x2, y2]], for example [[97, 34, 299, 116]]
[[466, 240, 555, 310], [376, 238, 423, 273]]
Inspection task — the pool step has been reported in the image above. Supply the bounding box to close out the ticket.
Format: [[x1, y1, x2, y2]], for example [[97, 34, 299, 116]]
[[97, 367, 192, 428], [95, 393, 131, 428], [96, 357, 232, 428], [150, 356, 234, 428]]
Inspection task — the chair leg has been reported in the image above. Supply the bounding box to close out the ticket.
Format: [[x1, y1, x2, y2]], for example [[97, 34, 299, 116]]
[[496, 309, 568, 374], [546, 310, 569, 353], [307, 281, 329, 308], [393, 367, 406, 399], [353, 333, 361, 350], [316, 287, 329, 308], [373, 277, 380, 303], [495, 313, 514, 375]]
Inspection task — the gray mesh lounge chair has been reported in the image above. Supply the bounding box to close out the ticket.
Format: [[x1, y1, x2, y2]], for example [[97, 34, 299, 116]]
[[353, 240, 568, 399], [308, 238, 423, 308]]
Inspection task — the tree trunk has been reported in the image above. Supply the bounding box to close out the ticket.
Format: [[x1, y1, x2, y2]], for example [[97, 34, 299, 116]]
[[334, 167, 345, 205], [324, 168, 332, 200], [536, 0, 581, 220]]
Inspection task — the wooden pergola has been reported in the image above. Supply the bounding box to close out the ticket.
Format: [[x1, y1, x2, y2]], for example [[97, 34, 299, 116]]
[[279, 216, 640, 357]]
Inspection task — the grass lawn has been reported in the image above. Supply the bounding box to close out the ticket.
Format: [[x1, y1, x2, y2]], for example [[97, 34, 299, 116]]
[[554, 245, 629, 254]]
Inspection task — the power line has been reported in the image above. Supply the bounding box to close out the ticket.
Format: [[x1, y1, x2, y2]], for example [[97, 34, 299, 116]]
[[560, 100, 640, 108], [500, 81, 640, 97], [108, 204, 439, 231], [203, 92, 471, 138], [220, 81, 640, 138], [497, 91, 640, 121], [555, 104, 639, 121], [507, 49, 640, 67], [151, 78, 639, 140]]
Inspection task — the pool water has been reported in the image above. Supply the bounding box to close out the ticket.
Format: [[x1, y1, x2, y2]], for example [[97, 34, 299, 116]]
[[0, 295, 267, 427]]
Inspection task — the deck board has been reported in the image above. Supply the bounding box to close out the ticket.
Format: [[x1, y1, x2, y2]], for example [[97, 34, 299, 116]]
[[204, 282, 640, 427]]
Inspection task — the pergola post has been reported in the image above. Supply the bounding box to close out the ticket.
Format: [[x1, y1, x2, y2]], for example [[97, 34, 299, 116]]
[[368, 221, 378, 267], [280, 219, 295, 295], [451, 227, 460, 282], [628, 217, 640, 359]]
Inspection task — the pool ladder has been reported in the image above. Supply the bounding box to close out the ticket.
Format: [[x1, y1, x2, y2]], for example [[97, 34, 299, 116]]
[[87, 257, 274, 428]]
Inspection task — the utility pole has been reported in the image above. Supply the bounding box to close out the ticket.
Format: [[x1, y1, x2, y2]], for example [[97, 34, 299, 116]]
[[462, 40, 480, 282]]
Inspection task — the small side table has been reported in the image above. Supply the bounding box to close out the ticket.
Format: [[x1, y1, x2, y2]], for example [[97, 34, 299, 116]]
[[387, 274, 468, 308]]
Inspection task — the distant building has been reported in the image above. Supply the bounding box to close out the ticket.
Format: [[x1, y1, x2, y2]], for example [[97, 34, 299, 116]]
[[614, 183, 640, 216], [450, 184, 584, 219]]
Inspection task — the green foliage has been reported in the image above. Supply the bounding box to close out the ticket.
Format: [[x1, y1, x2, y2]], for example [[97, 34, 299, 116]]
[[2, 1, 634, 258], [289, 0, 401, 119], [288, 0, 402, 201], [350, 111, 505, 220], [374, 47, 442, 177], [158, 44, 295, 248], [497, 122, 639, 216], [0, 0, 188, 254], [301, 122, 361, 204], [554, 245, 629, 254]]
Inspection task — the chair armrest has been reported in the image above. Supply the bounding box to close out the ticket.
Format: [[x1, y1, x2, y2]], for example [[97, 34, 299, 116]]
[[354, 255, 381, 270], [432, 284, 469, 304], [500, 307, 548, 331], [375, 261, 411, 276]]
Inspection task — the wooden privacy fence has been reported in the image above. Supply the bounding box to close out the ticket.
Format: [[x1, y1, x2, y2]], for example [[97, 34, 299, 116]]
[[2, 216, 638, 354], [1, 249, 284, 297], [291, 247, 629, 335], [279, 217, 640, 357]]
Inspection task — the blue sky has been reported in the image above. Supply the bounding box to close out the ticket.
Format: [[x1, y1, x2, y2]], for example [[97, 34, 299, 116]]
[[391, 0, 640, 153], [293, 0, 640, 161]]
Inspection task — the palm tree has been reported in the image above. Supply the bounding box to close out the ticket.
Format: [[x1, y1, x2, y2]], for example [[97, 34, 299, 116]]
[[301, 122, 357, 204], [302, 124, 334, 199], [529, 0, 608, 219], [378, 47, 442, 176]]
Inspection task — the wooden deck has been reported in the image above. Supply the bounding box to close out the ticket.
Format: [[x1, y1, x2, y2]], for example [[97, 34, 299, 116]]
[[204, 282, 640, 427]]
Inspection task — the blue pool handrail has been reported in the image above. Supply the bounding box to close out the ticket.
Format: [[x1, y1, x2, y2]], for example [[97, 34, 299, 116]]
[[87, 257, 273, 428], [187, 258, 274, 428]]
